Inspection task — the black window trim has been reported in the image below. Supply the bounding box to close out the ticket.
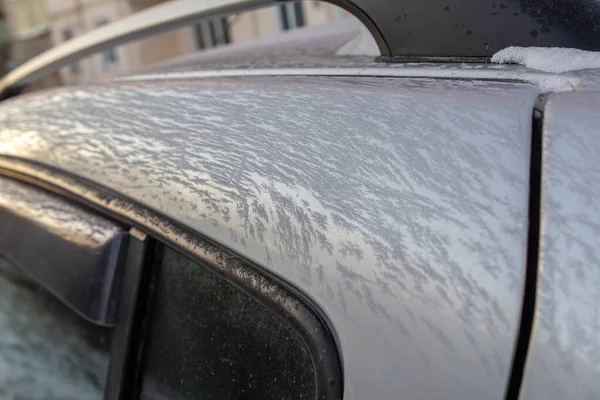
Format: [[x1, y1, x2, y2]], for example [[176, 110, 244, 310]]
[[0, 175, 130, 326], [0, 154, 344, 400]]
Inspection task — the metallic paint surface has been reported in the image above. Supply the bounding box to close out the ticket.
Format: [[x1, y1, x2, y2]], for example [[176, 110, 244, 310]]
[[0, 76, 537, 399], [521, 91, 600, 400]]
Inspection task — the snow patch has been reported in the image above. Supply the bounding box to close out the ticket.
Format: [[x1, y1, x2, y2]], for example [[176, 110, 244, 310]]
[[492, 46, 600, 74], [528, 75, 575, 93]]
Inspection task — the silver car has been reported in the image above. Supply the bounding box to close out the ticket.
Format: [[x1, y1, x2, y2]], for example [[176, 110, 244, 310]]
[[0, 1, 599, 399]]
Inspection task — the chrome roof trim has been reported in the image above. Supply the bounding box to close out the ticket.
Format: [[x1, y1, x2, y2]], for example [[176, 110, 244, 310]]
[[114, 66, 580, 92]]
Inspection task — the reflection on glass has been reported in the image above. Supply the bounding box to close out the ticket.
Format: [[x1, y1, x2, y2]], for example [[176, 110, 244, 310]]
[[140, 247, 315, 400], [0, 256, 111, 400]]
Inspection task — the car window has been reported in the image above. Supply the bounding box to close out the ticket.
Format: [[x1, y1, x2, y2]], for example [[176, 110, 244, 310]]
[[140, 247, 316, 400], [0, 256, 112, 400]]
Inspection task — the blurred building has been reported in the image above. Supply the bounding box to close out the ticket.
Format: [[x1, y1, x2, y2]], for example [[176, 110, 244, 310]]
[[0, 1, 10, 76], [131, 1, 350, 71], [231, 1, 349, 43], [129, 0, 197, 68], [44, 0, 141, 85], [3, 0, 58, 85], [5, 1, 351, 85]]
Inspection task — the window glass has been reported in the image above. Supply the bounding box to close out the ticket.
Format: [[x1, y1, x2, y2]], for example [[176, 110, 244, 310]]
[[140, 247, 316, 400], [0, 256, 111, 400]]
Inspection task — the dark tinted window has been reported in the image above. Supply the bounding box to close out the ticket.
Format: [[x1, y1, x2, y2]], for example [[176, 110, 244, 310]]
[[140, 247, 315, 400], [0, 256, 111, 400]]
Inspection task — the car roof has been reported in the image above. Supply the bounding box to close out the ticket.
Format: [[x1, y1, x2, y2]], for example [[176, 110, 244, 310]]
[[114, 19, 600, 93], [0, 72, 539, 399], [131, 17, 365, 75], [2, 1, 600, 398]]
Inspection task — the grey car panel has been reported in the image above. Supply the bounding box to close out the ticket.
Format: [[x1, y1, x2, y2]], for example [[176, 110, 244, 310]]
[[0, 76, 538, 399], [521, 91, 600, 400]]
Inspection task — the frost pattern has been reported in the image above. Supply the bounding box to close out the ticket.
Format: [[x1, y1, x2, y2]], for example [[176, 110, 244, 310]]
[[523, 92, 600, 400], [0, 76, 537, 399]]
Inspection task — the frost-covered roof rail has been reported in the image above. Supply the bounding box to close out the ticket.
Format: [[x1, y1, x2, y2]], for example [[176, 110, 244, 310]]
[[1, 0, 600, 98], [0, 0, 267, 99], [0, 0, 384, 100]]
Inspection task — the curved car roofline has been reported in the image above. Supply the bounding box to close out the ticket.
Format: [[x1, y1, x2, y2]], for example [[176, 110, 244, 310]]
[[3, 0, 600, 99]]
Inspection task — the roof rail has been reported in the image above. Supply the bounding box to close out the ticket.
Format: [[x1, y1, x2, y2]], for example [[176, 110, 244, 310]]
[[0, 0, 383, 99], [1, 0, 599, 99], [356, 0, 600, 61], [0, 0, 274, 99]]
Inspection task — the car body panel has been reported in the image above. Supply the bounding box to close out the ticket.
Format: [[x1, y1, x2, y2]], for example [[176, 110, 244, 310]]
[[521, 91, 600, 400], [0, 75, 537, 399]]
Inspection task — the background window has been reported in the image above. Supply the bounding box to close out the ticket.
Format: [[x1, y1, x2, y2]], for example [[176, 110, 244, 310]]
[[0, 256, 111, 400], [62, 28, 80, 74], [95, 18, 119, 68], [140, 247, 316, 400], [194, 17, 230, 50], [279, 2, 305, 31]]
